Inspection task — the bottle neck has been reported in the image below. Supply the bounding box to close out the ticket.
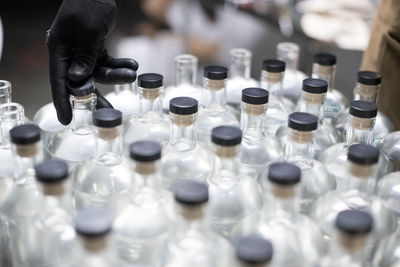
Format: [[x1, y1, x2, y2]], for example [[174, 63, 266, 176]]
[[132, 160, 162, 192], [70, 94, 96, 132], [345, 115, 375, 146], [80, 236, 112, 256], [203, 78, 227, 108], [240, 103, 267, 138], [354, 83, 379, 103], [286, 129, 314, 163], [175, 205, 208, 237], [212, 145, 240, 178], [0, 103, 25, 147], [0, 81, 12, 104], [263, 183, 299, 220], [139, 86, 163, 116], [114, 83, 135, 95], [229, 48, 251, 79], [169, 113, 197, 150], [312, 64, 335, 91], [260, 71, 284, 98], [327, 233, 368, 264], [94, 126, 124, 164], [175, 54, 197, 86], [341, 162, 377, 194], [299, 92, 325, 125], [12, 142, 43, 179], [276, 42, 299, 72], [40, 181, 72, 213]]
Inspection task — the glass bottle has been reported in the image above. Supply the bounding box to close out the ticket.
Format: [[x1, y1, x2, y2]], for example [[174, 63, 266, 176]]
[[47, 77, 97, 166], [319, 210, 373, 267], [277, 78, 342, 160], [333, 71, 394, 144], [123, 73, 169, 148], [281, 112, 336, 213], [312, 53, 348, 121], [0, 124, 43, 267], [105, 82, 139, 119], [235, 234, 273, 267], [239, 88, 282, 180], [260, 59, 295, 135], [0, 80, 12, 104], [114, 141, 171, 266], [208, 126, 262, 239], [310, 144, 396, 251], [322, 100, 392, 180], [163, 54, 203, 114], [196, 66, 239, 145], [73, 108, 132, 215], [74, 208, 122, 267], [233, 162, 324, 266], [161, 180, 234, 267], [276, 42, 308, 104], [377, 131, 400, 172], [161, 97, 212, 189], [226, 48, 258, 114]]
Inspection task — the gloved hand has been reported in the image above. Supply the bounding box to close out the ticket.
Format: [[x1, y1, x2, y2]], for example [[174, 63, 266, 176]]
[[47, 0, 138, 125]]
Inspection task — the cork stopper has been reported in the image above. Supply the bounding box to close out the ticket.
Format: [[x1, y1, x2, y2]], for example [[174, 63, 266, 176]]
[[98, 127, 119, 141], [302, 91, 326, 105], [170, 113, 196, 127], [271, 184, 295, 198], [82, 236, 108, 252], [215, 145, 238, 158], [313, 64, 334, 76], [261, 71, 284, 84], [204, 79, 225, 91], [356, 84, 379, 99], [181, 205, 204, 221], [242, 103, 267, 116], [350, 116, 375, 130], [291, 130, 313, 144], [16, 143, 39, 157], [141, 88, 161, 100], [135, 161, 157, 175], [349, 163, 373, 178], [74, 94, 93, 100], [42, 182, 66, 196], [339, 233, 367, 252]]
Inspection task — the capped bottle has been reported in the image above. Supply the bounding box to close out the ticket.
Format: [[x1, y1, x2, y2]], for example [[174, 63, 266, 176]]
[[161, 97, 212, 189], [114, 141, 171, 265], [123, 73, 169, 147], [239, 88, 282, 180], [73, 108, 132, 215], [235, 234, 274, 267], [161, 180, 234, 267], [105, 82, 140, 119], [281, 112, 336, 213], [47, 77, 97, 165], [226, 48, 258, 113], [208, 126, 262, 238], [259, 59, 294, 135], [319, 210, 373, 267], [196, 66, 239, 145], [163, 54, 203, 114]]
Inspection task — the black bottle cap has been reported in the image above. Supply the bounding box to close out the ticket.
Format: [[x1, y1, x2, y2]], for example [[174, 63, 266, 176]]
[[314, 53, 336, 66], [288, 112, 318, 131], [336, 209, 373, 235], [262, 59, 285, 73], [268, 162, 301, 185], [236, 234, 273, 264], [75, 208, 113, 238], [347, 144, 379, 165], [302, 78, 328, 94], [357, 71, 381, 86], [92, 108, 122, 128], [169, 97, 198, 115], [242, 88, 269, 105], [204, 66, 228, 80], [35, 160, 69, 184], [66, 76, 95, 97], [349, 100, 378, 118], [138, 73, 163, 89], [211, 126, 242, 146], [129, 141, 162, 162], [173, 180, 208, 206], [10, 124, 41, 145]]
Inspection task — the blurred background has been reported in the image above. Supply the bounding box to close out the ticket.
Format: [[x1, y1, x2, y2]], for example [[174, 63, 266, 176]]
[[0, 0, 377, 118]]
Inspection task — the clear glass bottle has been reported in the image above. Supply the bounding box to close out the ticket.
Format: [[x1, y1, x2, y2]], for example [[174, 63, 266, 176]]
[[74, 208, 121, 267], [333, 71, 394, 144], [239, 88, 282, 180], [377, 131, 400, 172], [163, 54, 203, 114], [114, 141, 171, 266], [23, 159, 77, 267], [161, 180, 234, 267], [310, 144, 396, 251], [277, 78, 342, 160], [234, 234, 273, 267], [161, 97, 212, 189], [319, 210, 373, 267], [0, 124, 43, 267], [226, 48, 258, 114], [196, 66, 239, 145], [0, 80, 12, 104], [322, 100, 392, 180], [123, 73, 169, 148], [47, 77, 97, 166], [73, 108, 132, 215], [312, 53, 348, 121], [260, 59, 295, 135], [281, 112, 336, 213], [208, 126, 262, 239], [276, 42, 308, 104], [105, 82, 140, 119], [233, 162, 324, 266]]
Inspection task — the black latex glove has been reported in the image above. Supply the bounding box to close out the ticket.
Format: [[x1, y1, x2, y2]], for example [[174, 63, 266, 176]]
[[47, 0, 138, 125]]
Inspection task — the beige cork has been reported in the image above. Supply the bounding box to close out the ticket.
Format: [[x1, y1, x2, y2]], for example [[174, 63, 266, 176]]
[[16, 143, 39, 157], [181, 205, 204, 221], [339, 234, 367, 252], [271, 184, 295, 199], [291, 130, 313, 144], [42, 183, 65, 196], [302, 91, 326, 105], [357, 84, 379, 99], [98, 127, 119, 141], [74, 94, 92, 100], [350, 116, 375, 130], [135, 162, 157, 175], [205, 79, 225, 91], [261, 70, 284, 83], [142, 88, 161, 100], [314, 64, 334, 76], [215, 145, 238, 158], [242, 103, 267, 116], [170, 113, 196, 127], [349, 163, 373, 178], [82, 237, 108, 252]]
